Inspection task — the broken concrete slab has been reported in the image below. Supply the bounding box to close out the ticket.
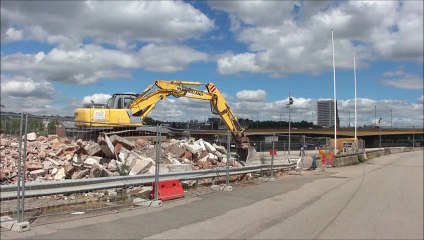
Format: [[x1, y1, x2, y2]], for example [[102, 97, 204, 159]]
[[165, 144, 186, 159], [210, 184, 232, 192], [26, 132, 37, 141], [97, 134, 115, 159], [133, 198, 162, 208], [64, 162, 77, 178], [107, 159, 118, 171], [84, 142, 102, 156], [168, 164, 192, 172], [110, 135, 135, 150], [213, 144, 227, 155], [129, 157, 154, 176], [89, 163, 104, 178], [72, 154, 83, 167], [0, 216, 14, 230], [45, 157, 59, 166], [25, 162, 43, 171], [72, 169, 90, 179], [30, 169, 45, 178], [84, 157, 100, 168], [135, 138, 149, 148]]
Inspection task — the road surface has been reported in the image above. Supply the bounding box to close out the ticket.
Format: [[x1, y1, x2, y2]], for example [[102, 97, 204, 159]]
[[3, 150, 423, 239]]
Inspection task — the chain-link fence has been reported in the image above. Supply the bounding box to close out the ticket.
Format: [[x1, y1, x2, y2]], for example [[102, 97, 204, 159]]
[[0, 112, 420, 229]]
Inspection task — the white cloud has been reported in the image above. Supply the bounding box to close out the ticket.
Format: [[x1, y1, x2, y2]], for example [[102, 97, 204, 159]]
[[209, 1, 294, 27], [211, 1, 423, 75], [1, 46, 133, 84], [1, 44, 208, 84], [380, 71, 423, 89], [217, 53, 262, 74], [1, 1, 214, 47], [82, 94, 112, 105], [0, 75, 56, 114], [138, 44, 208, 72], [0, 75, 55, 98], [3, 27, 23, 42], [236, 90, 266, 102]]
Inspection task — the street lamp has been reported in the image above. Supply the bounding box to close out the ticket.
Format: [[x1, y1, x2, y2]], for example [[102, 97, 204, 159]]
[[378, 117, 382, 149], [286, 94, 294, 155], [390, 109, 393, 129]]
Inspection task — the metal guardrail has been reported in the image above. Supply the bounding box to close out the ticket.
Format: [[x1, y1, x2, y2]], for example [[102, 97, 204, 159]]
[[0, 162, 296, 200]]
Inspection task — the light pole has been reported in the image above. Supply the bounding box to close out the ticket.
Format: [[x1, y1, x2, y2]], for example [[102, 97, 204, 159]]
[[331, 29, 337, 154], [286, 93, 294, 155], [390, 109, 393, 129], [374, 105, 377, 127], [378, 117, 382, 149], [412, 125, 415, 149], [348, 110, 351, 128], [354, 57, 357, 140], [279, 112, 282, 128]]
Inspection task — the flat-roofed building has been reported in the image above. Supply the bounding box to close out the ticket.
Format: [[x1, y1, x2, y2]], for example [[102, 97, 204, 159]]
[[317, 100, 339, 127]]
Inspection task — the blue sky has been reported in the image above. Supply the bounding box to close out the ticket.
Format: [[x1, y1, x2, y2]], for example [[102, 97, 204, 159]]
[[1, 1, 423, 127]]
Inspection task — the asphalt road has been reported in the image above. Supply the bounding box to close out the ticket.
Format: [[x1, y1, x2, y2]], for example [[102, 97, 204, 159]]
[[4, 151, 423, 239]]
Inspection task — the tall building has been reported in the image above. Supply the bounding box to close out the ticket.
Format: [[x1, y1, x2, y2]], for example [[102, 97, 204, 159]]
[[317, 100, 339, 127]]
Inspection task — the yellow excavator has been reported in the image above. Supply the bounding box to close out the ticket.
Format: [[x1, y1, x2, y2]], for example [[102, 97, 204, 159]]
[[74, 80, 251, 161]]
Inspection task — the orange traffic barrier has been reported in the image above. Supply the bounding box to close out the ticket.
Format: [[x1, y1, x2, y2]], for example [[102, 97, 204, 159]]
[[149, 179, 185, 201], [269, 149, 277, 156]]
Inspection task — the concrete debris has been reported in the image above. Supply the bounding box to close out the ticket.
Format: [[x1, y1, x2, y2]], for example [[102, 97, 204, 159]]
[[53, 168, 66, 180], [110, 135, 135, 150], [84, 142, 102, 156], [129, 157, 154, 176], [97, 134, 115, 159], [84, 157, 101, 168], [26, 132, 37, 141], [1, 133, 255, 185]]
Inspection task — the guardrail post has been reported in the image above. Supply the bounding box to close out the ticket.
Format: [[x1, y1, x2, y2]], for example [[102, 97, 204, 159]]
[[21, 113, 28, 222], [16, 113, 24, 222], [226, 130, 230, 187], [271, 133, 275, 178], [154, 125, 161, 201]]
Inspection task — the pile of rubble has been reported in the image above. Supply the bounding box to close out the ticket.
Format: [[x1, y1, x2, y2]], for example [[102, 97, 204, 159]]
[[0, 133, 244, 184]]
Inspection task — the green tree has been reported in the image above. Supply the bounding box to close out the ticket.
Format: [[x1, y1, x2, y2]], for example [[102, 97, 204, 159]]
[[143, 117, 160, 125], [47, 119, 61, 134], [27, 118, 45, 133]]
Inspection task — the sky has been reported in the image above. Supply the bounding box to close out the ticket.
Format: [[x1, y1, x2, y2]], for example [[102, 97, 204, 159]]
[[1, 1, 423, 128]]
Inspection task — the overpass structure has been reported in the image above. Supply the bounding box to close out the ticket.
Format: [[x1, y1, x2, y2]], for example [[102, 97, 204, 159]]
[[188, 127, 423, 137]]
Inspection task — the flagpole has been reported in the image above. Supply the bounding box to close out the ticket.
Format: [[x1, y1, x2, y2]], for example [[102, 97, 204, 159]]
[[354, 57, 357, 141], [331, 29, 337, 154], [288, 92, 291, 155]]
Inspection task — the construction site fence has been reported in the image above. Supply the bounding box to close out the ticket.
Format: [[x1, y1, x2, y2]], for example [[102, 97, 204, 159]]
[[1, 113, 292, 227], [0, 112, 417, 227]]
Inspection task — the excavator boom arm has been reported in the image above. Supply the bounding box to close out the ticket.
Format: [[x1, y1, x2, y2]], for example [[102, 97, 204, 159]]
[[128, 80, 246, 139]]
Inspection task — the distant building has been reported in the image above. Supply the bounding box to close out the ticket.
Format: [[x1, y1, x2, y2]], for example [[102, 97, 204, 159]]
[[317, 100, 339, 127]]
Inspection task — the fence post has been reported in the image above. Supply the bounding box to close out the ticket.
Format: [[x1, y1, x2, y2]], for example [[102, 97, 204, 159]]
[[226, 130, 230, 187], [16, 112, 24, 222], [271, 133, 275, 178], [21, 113, 29, 222], [300, 145, 305, 174], [154, 125, 161, 201]]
